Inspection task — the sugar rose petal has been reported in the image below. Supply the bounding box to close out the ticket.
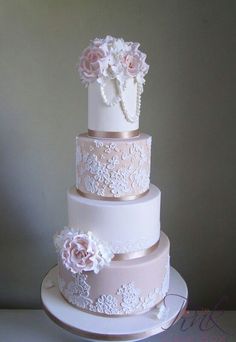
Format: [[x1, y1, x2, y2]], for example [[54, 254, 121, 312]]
[[79, 47, 106, 84], [55, 227, 114, 274]]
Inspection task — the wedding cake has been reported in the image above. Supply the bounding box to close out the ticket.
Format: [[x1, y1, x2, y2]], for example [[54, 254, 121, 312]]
[[54, 36, 170, 317]]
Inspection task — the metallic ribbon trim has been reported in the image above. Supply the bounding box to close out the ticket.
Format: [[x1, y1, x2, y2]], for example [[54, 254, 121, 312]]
[[113, 240, 159, 261], [88, 129, 140, 139], [76, 188, 149, 201]]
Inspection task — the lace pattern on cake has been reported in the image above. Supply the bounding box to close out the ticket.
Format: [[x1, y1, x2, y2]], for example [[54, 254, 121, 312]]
[[160, 255, 170, 297], [59, 257, 169, 316], [76, 136, 151, 198], [109, 236, 155, 254]]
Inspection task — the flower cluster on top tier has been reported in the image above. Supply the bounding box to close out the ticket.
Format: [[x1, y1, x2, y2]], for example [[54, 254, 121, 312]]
[[54, 227, 114, 274], [78, 35, 149, 90]]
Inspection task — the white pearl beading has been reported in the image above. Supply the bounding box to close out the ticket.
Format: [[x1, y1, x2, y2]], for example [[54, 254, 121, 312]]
[[100, 84, 121, 106], [118, 81, 142, 123], [100, 79, 142, 123]]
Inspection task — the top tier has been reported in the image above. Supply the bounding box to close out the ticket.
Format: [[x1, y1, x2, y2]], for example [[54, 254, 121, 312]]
[[78, 35, 149, 137]]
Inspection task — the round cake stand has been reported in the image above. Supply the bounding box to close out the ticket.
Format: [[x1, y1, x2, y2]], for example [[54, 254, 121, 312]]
[[41, 266, 188, 342]]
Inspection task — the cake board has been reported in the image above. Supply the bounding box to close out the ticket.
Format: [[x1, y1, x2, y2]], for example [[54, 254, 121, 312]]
[[41, 266, 188, 341]]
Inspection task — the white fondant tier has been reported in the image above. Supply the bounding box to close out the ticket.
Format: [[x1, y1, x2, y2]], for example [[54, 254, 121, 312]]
[[58, 232, 170, 316], [68, 184, 161, 254], [88, 79, 139, 133], [76, 133, 151, 199]]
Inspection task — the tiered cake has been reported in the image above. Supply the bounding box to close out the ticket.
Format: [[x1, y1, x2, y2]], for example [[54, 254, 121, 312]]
[[54, 36, 170, 317]]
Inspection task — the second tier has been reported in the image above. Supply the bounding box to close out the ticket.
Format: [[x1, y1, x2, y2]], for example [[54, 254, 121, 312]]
[[76, 133, 151, 200], [68, 184, 161, 254]]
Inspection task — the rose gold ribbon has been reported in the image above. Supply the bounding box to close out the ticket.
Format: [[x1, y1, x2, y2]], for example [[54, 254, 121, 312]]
[[76, 188, 149, 201], [88, 129, 140, 139], [113, 240, 159, 261]]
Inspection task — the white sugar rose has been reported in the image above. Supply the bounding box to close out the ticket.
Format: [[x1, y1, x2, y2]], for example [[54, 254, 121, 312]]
[[79, 46, 106, 85], [54, 226, 78, 252], [54, 228, 113, 274], [62, 232, 99, 274]]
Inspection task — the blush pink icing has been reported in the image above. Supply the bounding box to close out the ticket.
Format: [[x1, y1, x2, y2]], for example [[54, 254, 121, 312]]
[[58, 232, 170, 316], [76, 133, 151, 199]]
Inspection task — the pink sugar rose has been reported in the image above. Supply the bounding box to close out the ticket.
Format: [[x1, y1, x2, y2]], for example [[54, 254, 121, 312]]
[[123, 54, 140, 77], [62, 233, 99, 274], [79, 46, 106, 84], [123, 50, 149, 78]]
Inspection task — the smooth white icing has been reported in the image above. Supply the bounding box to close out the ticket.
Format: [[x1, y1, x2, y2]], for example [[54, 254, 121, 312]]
[[67, 184, 161, 253], [88, 78, 139, 132]]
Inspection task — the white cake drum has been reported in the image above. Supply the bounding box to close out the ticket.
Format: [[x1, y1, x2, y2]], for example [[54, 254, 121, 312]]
[[58, 232, 170, 317], [68, 184, 161, 254], [88, 79, 140, 136], [76, 133, 151, 200]]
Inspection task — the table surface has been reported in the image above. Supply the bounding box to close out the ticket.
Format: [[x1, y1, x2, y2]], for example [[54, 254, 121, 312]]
[[0, 310, 235, 342]]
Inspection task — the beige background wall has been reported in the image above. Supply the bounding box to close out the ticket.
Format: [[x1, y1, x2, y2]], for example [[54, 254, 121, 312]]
[[0, 0, 235, 309]]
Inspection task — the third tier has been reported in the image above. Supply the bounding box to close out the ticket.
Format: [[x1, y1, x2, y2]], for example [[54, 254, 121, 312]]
[[76, 133, 151, 200], [68, 184, 160, 254]]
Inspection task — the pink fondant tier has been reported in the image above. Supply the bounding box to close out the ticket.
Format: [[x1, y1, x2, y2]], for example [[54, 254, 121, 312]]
[[76, 133, 151, 200], [58, 231, 170, 316]]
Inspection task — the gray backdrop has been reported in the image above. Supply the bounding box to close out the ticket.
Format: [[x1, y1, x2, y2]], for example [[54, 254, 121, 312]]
[[0, 0, 235, 309]]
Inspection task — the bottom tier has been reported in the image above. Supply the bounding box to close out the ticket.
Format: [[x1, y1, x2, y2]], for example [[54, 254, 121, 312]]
[[58, 231, 170, 316]]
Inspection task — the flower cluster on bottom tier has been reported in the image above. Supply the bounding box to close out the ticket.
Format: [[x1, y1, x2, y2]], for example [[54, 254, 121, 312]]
[[58, 232, 170, 316]]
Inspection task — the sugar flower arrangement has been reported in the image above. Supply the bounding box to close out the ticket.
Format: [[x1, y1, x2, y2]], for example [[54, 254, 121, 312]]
[[54, 227, 114, 274], [78, 35, 149, 91]]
